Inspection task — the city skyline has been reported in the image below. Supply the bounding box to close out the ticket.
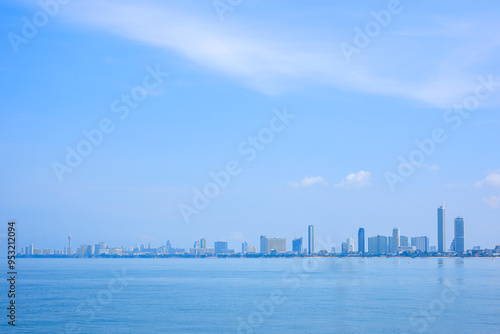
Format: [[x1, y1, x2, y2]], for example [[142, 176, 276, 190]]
[[17, 203, 488, 255]]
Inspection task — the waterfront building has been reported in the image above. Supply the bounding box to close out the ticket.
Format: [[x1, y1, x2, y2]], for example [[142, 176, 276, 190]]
[[308, 225, 314, 254], [292, 238, 303, 253], [358, 228, 365, 254], [438, 203, 446, 253], [411, 236, 430, 253], [260, 236, 268, 254], [454, 216, 465, 254], [214, 241, 228, 254], [368, 235, 388, 255], [391, 228, 400, 253]]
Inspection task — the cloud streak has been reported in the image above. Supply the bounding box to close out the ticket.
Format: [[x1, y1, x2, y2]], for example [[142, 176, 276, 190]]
[[334, 170, 371, 189], [483, 194, 500, 208], [288, 176, 327, 188], [34, 0, 500, 107]]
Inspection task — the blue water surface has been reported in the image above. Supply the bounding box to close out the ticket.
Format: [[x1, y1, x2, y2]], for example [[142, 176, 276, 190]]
[[2, 258, 500, 333]]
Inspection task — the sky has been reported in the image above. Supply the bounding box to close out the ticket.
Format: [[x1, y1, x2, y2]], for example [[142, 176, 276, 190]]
[[1, 0, 500, 252]]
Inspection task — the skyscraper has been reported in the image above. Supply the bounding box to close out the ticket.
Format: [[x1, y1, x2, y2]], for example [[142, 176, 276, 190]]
[[200, 238, 207, 249], [391, 228, 400, 253], [242, 241, 248, 253], [292, 238, 303, 253], [214, 241, 228, 254], [267, 238, 286, 253], [358, 228, 365, 254], [368, 235, 388, 255], [400, 236, 409, 247], [454, 216, 465, 254], [308, 225, 314, 254], [438, 203, 446, 253], [341, 241, 348, 255], [260, 236, 268, 254], [411, 236, 429, 253], [347, 236, 354, 253]]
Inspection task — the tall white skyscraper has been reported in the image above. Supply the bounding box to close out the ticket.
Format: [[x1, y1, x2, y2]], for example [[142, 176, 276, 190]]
[[348, 236, 354, 253], [308, 225, 314, 254]]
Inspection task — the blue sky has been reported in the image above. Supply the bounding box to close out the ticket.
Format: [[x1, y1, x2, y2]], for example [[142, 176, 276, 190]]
[[1, 0, 500, 252]]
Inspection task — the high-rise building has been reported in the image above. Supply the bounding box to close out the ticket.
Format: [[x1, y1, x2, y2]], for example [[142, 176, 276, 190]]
[[81, 245, 95, 256], [214, 241, 228, 254], [308, 225, 314, 254], [400, 236, 409, 247], [200, 238, 207, 249], [341, 241, 348, 255], [260, 236, 268, 254], [391, 228, 400, 253], [358, 228, 365, 254], [411, 236, 429, 252], [246, 246, 256, 253], [268, 238, 286, 253], [292, 238, 303, 253], [454, 216, 465, 254], [242, 241, 248, 253], [193, 240, 200, 248], [368, 235, 388, 255], [95, 242, 107, 255], [347, 237, 354, 253], [260, 236, 286, 254], [438, 203, 446, 253]]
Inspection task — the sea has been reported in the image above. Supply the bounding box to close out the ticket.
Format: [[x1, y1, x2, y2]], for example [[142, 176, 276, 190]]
[[2, 258, 500, 333]]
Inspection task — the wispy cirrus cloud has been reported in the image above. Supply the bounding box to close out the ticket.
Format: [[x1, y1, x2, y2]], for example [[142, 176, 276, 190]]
[[483, 194, 500, 208], [288, 176, 327, 188], [31, 0, 500, 108], [334, 170, 371, 189]]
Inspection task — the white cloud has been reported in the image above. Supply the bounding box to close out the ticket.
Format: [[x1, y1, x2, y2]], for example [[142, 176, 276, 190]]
[[41, 0, 500, 108], [475, 170, 500, 187], [334, 170, 371, 189], [483, 195, 500, 208], [288, 176, 327, 188]]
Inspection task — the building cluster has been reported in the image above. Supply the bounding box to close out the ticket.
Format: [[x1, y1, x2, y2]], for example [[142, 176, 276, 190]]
[[20, 204, 500, 258]]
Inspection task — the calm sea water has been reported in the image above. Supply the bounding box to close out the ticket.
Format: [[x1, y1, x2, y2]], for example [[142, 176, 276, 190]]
[[2, 258, 500, 333]]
